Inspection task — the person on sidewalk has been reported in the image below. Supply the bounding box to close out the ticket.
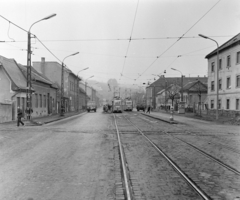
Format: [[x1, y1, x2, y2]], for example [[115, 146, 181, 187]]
[[17, 107, 24, 126], [146, 105, 151, 114]]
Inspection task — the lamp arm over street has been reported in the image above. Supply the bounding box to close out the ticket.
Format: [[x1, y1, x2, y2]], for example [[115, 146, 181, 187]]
[[199, 33, 219, 120], [60, 52, 79, 116], [26, 13, 57, 121]]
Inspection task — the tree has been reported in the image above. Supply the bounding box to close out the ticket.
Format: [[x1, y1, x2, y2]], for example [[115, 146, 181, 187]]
[[165, 84, 181, 107]]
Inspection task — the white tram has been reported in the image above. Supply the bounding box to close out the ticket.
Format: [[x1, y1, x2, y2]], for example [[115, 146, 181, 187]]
[[112, 98, 123, 113]]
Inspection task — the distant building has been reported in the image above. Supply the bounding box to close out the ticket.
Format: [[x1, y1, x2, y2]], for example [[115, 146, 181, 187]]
[[146, 76, 207, 109], [205, 33, 240, 116]]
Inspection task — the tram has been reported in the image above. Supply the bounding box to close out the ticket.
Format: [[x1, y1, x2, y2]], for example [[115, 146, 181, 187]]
[[124, 98, 133, 111], [112, 97, 123, 113]]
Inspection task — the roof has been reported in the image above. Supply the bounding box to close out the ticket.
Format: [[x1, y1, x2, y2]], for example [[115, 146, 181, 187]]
[[182, 80, 207, 93], [205, 33, 240, 59], [148, 76, 207, 89], [0, 55, 26, 91], [18, 64, 56, 87]]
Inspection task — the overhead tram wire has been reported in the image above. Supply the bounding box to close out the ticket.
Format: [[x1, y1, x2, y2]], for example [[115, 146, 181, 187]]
[[0, 15, 75, 71], [1, 35, 233, 43], [135, 0, 222, 80], [119, 0, 140, 82]]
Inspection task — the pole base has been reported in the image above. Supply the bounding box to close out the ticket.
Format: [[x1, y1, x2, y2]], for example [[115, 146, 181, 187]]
[[169, 116, 174, 121]]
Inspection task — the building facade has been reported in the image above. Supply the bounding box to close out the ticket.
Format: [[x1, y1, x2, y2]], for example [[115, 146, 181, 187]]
[[205, 33, 240, 116], [33, 57, 85, 113], [146, 76, 207, 109], [0, 55, 57, 123]]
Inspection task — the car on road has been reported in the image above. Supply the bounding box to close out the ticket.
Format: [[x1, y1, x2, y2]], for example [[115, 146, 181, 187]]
[[136, 104, 146, 112], [87, 101, 97, 112]]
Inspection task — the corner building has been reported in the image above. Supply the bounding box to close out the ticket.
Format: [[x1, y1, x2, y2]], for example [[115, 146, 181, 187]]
[[205, 33, 240, 116]]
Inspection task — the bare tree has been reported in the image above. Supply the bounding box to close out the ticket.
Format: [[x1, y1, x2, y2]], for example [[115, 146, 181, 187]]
[[165, 83, 181, 107]]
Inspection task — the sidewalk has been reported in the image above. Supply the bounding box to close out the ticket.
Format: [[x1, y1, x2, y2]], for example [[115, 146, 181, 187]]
[[1, 110, 86, 126], [142, 109, 240, 126]]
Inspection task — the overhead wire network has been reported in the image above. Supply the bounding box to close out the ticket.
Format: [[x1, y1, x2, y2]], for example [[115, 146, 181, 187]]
[[134, 0, 222, 81], [119, 0, 140, 82], [0, 14, 73, 71]]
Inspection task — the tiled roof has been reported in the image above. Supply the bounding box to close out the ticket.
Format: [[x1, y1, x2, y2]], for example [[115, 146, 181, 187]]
[[0, 55, 26, 90], [18, 64, 54, 86], [182, 80, 207, 92], [205, 33, 240, 59]]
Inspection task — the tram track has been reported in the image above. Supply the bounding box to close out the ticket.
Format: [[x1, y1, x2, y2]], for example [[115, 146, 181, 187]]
[[113, 113, 211, 200], [115, 112, 240, 200]]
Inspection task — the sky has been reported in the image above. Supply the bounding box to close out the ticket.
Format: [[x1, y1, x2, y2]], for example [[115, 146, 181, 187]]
[[0, 0, 240, 89]]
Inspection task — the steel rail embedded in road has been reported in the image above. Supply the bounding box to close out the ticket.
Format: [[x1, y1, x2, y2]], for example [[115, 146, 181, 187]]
[[123, 115, 212, 200], [113, 114, 133, 200], [165, 132, 240, 176]]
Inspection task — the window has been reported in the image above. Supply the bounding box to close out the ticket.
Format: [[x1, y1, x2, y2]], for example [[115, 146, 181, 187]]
[[219, 59, 222, 70], [44, 95, 46, 107], [218, 99, 221, 109], [189, 95, 192, 104], [17, 97, 20, 108], [226, 77, 231, 89], [236, 75, 240, 88], [211, 62, 215, 72], [211, 100, 214, 109], [227, 55, 231, 68], [236, 99, 239, 110], [39, 94, 42, 107], [226, 99, 230, 109], [35, 94, 38, 108], [211, 81, 215, 91], [237, 51, 240, 64], [219, 79, 222, 90]]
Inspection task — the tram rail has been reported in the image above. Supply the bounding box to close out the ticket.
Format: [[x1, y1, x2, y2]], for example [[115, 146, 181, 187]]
[[113, 113, 213, 200]]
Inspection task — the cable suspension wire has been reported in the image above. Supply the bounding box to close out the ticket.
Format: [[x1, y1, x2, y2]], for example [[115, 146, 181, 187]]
[[135, 0, 222, 80], [120, 0, 140, 81], [0, 15, 28, 33], [1, 35, 232, 43]]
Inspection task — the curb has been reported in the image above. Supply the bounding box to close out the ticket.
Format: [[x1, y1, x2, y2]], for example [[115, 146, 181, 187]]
[[26, 111, 86, 126], [141, 113, 178, 124]]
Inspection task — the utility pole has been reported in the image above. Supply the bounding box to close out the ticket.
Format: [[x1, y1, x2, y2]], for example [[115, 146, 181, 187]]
[[26, 14, 56, 120]]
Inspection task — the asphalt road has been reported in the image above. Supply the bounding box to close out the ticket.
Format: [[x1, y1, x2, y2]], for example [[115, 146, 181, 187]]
[[0, 110, 115, 200]]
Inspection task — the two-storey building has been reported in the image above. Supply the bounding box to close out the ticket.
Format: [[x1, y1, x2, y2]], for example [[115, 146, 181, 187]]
[[33, 57, 85, 113], [205, 33, 240, 116]]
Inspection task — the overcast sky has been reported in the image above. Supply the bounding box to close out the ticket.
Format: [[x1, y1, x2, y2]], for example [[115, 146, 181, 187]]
[[1, 0, 239, 87]]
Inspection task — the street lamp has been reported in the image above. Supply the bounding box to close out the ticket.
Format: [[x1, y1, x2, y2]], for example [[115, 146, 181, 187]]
[[76, 67, 89, 112], [199, 34, 219, 120], [85, 75, 94, 109], [60, 52, 79, 116], [171, 68, 183, 102], [26, 13, 56, 120]]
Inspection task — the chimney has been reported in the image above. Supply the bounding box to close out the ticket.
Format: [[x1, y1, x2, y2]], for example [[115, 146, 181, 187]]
[[41, 57, 45, 75]]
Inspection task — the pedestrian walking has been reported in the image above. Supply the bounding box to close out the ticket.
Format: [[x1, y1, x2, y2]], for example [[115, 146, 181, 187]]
[[17, 107, 24, 126], [146, 105, 151, 114]]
